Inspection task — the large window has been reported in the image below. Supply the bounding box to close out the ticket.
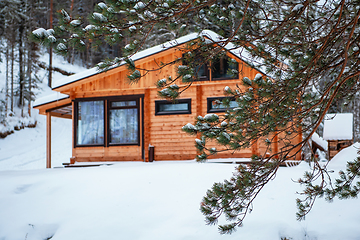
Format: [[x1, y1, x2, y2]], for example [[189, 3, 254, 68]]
[[75, 96, 140, 147], [155, 99, 191, 115], [109, 100, 139, 145], [76, 100, 105, 146]]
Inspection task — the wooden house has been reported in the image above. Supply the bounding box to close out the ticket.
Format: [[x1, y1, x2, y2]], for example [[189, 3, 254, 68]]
[[34, 30, 302, 167], [323, 113, 354, 159]]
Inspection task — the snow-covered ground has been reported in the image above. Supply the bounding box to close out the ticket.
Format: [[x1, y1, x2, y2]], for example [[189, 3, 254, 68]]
[[0, 115, 72, 170], [1, 53, 360, 240], [0, 116, 360, 240]]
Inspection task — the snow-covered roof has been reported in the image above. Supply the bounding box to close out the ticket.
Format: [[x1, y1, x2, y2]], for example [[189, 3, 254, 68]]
[[33, 92, 69, 108], [323, 113, 353, 140], [311, 132, 328, 151], [52, 30, 262, 89]]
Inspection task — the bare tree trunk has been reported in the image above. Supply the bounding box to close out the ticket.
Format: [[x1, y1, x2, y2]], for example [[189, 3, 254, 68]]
[[5, 44, 9, 116], [27, 43, 32, 117], [48, 0, 53, 88], [10, 41, 14, 113], [19, 21, 25, 117]]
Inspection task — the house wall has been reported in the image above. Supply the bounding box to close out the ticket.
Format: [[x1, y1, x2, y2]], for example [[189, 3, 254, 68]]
[[52, 47, 301, 162]]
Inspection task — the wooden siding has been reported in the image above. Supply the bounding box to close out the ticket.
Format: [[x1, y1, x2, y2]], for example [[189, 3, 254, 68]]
[[36, 47, 302, 162]]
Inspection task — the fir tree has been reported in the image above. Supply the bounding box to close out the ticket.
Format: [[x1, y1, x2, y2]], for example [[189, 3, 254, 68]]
[[31, 0, 360, 234]]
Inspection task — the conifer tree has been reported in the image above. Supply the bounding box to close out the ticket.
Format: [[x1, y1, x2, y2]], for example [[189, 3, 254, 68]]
[[31, 0, 360, 234]]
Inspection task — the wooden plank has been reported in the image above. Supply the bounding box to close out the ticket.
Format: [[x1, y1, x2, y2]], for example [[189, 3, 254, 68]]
[[273, 131, 279, 159], [46, 112, 51, 168], [49, 112, 72, 119], [251, 139, 258, 156], [73, 89, 145, 99], [71, 101, 75, 160], [74, 156, 143, 162], [151, 142, 195, 147], [144, 88, 151, 162], [150, 137, 195, 143]]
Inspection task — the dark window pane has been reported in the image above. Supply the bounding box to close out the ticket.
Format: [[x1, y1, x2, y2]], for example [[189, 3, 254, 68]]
[[182, 53, 209, 81], [155, 99, 191, 115], [212, 57, 238, 79], [109, 108, 138, 144], [159, 103, 189, 112], [195, 64, 208, 79], [77, 101, 104, 145], [111, 101, 137, 107]]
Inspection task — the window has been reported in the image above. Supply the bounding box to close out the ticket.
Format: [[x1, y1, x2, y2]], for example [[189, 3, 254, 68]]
[[155, 99, 191, 115], [212, 56, 238, 80], [76, 100, 105, 146], [194, 63, 210, 81], [182, 53, 210, 81], [109, 100, 139, 145], [207, 97, 238, 113], [75, 96, 141, 147]]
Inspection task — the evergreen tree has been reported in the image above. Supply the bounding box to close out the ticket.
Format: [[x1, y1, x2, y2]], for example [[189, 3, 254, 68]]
[[31, 0, 360, 234]]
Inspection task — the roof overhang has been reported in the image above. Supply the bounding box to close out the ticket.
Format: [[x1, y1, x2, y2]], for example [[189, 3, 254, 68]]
[[34, 93, 72, 118]]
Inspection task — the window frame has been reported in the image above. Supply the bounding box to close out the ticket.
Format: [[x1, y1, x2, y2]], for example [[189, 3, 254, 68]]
[[74, 95, 142, 148], [155, 99, 192, 116], [107, 97, 140, 146], [74, 98, 106, 147], [207, 97, 237, 113]]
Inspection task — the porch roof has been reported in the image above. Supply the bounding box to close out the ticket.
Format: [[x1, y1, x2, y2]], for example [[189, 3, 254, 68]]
[[33, 92, 69, 108], [33, 92, 72, 119]]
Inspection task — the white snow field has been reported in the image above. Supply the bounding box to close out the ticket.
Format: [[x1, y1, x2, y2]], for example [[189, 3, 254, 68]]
[[0, 118, 360, 240]]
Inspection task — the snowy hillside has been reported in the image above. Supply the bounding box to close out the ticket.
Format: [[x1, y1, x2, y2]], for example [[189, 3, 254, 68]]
[[0, 53, 86, 169]]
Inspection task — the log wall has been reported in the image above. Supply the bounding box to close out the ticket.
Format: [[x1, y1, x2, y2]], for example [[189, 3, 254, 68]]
[[41, 47, 302, 162]]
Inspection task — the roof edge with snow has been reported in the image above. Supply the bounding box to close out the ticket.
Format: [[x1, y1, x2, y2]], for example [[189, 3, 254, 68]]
[[52, 30, 267, 90]]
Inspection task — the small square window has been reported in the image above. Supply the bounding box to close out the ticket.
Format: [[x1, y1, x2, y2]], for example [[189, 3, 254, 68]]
[[155, 99, 191, 115], [207, 97, 238, 113]]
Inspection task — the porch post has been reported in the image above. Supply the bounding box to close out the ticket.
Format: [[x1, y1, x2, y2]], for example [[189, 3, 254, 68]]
[[46, 111, 51, 168]]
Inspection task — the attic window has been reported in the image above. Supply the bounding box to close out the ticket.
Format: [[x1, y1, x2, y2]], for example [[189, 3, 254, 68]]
[[155, 99, 191, 115], [212, 56, 238, 80], [182, 53, 210, 81]]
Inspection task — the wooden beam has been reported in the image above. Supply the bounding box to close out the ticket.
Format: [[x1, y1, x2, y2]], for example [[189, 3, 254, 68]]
[[34, 98, 72, 116], [251, 139, 258, 156], [71, 101, 75, 163], [296, 125, 303, 160], [144, 88, 151, 162], [273, 130, 279, 159], [46, 112, 51, 168]]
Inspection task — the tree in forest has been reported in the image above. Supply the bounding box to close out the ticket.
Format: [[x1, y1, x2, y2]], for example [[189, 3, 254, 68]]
[[0, 0, 45, 118], [32, 0, 360, 234]]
